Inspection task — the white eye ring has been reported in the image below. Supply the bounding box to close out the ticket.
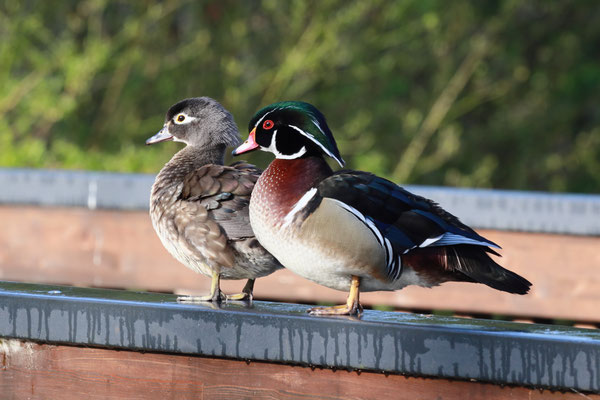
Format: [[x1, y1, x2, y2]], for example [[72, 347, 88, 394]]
[[173, 113, 195, 125]]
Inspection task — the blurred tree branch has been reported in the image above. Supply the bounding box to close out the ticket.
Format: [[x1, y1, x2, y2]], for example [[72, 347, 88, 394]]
[[0, 1, 598, 192], [392, 34, 490, 182]]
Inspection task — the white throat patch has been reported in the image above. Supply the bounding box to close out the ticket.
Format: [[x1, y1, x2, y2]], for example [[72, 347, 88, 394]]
[[267, 129, 307, 160]]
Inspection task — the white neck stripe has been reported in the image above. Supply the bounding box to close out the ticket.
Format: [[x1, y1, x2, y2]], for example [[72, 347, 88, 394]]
[[269, 129, 307, 160], [288, 124, 344, 167]]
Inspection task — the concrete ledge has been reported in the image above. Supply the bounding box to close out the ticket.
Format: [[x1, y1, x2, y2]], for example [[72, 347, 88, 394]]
[[1, 281, 599, 392], [1, 167, 599, 235]]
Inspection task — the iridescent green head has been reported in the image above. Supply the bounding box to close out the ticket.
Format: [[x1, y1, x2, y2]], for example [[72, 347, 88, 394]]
[[232, 101, 345, 167]]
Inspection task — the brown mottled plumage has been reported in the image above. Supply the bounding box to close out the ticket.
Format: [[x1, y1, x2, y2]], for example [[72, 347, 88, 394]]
[[147, 97, 281, 302]]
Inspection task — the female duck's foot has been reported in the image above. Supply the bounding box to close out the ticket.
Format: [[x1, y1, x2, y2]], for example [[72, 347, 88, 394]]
[[225, 291, 253, 301], [176, 290, 226, 303], [177, 271, 226, 303], [224, 278, 255, 302]]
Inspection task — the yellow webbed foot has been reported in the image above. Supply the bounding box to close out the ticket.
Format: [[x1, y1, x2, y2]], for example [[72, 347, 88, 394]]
[[308, 275, 362, 316]]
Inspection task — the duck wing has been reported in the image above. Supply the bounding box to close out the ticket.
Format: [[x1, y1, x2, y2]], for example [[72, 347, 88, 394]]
[[169, 162, 260, 268], [315, 171, 530, 293], [180, 161, 260, 241]]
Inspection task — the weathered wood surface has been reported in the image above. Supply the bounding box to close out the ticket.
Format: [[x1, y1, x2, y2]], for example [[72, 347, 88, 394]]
[[0, 340, 594, 400], [1, 205, 599, 321]]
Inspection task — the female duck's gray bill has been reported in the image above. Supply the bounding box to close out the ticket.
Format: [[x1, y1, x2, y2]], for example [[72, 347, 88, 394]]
[[146, 127, 174, 145]]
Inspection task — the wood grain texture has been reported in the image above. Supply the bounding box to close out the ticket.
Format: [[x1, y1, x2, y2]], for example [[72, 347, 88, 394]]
[[0, 340, 594, 400], [1, 205, 599, 321]]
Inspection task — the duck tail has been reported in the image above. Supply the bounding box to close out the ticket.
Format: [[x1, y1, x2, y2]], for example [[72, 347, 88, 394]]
[[448, 245, 531, 295]]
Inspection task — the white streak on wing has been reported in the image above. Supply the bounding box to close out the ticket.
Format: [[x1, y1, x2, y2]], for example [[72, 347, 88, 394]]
[[331, 199, 402, 279], [418, 232, 497, 249], [331, 200, 385, 244], [282, 188, 318, 228], [415, 232, 498, 248], [418, 235, 443, 248], [431, 232, 500, 248], [383, 238, 398, 279], [383, 236, 393, 265], [388, 255, 402, 281]]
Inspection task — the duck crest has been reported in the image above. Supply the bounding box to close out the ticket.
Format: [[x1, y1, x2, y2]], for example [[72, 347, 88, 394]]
[[252, 157, 332, 224]]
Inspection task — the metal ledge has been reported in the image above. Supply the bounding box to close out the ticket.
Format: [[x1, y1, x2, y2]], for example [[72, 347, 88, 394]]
[[1, 167, 599, 235], [1, 281, 599, 392]]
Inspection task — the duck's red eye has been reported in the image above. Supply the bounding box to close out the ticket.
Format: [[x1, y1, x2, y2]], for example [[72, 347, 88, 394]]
[[262, 120, 274, 130]]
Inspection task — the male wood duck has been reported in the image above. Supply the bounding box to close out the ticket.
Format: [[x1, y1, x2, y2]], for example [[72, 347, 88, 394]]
[[146, 97, 281, 302], [232, 101, 531, 315]]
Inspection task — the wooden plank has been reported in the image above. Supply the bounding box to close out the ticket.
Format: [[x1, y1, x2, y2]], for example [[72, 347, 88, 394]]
[[0, 340, 594, 400], [1, 205, 599, 321]]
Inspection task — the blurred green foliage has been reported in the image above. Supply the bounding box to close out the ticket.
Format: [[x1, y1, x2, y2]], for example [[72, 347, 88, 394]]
[[1, 0, 599, 192]]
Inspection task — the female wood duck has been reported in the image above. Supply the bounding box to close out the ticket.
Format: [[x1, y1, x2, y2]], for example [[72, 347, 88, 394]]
[[233, 101, 531, 315], [146, 97, 281, 303]]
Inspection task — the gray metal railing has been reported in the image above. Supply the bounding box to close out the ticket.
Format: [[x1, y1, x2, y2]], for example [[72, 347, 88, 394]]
[[1, 167, 599, 235]]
